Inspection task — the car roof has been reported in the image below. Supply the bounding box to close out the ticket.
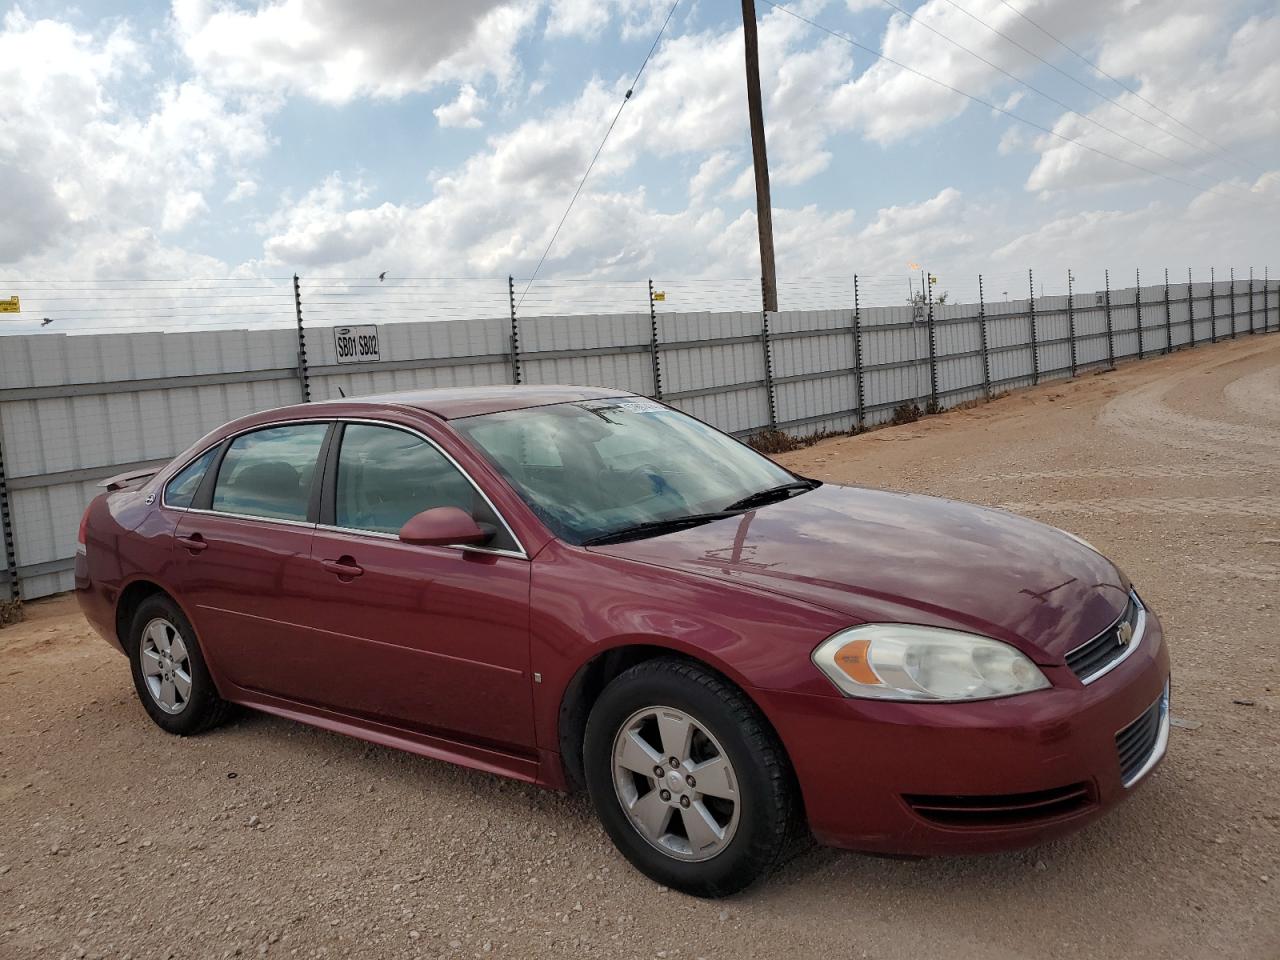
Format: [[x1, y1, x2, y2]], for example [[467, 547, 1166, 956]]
[[312, 384, 635, 420]]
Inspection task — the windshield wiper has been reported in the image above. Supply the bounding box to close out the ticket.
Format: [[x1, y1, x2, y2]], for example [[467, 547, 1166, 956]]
[[581, 511, 741, 546], [722, 479, 820, 512]]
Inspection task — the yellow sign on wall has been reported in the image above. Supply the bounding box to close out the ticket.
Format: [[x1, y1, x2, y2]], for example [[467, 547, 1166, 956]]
[[0, 296, 19, 313]]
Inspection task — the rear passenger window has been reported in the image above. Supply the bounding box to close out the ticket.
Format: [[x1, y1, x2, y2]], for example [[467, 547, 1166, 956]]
[[211, 424, 329, 522], [164, 447, 219, 509]]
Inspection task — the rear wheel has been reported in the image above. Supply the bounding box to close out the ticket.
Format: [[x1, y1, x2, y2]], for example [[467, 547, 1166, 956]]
[[583, 658, 799, 897], [128, 594, 230, 735]]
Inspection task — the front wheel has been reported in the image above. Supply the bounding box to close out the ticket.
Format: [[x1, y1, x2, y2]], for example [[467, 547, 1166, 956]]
[[583, 659, 800, 897]]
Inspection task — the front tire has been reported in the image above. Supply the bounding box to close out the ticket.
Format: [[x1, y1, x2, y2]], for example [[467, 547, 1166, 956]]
[[128, 594, 230, 736], [583, 658, 799, 897]]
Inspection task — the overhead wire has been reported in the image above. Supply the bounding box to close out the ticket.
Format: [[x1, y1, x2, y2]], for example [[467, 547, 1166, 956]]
[[757, 0, 1272, 208], [933, 0, 1245, 172], [869, 0, 1253, 199], [996, 0, 1266, 175], [515, 0, 680, 311]]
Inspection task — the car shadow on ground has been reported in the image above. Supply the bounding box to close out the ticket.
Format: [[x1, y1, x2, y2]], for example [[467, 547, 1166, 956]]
[[193, 702, 1193, 904]]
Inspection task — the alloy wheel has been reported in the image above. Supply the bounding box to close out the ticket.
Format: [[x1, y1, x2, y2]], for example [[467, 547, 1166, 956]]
[[610, 705, 740, 862], [139, 617, 193, 715]]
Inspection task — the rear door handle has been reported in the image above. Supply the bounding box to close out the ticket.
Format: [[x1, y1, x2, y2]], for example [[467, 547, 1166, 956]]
[[176, 534, 208, 553], [320, 557, 364, 579]]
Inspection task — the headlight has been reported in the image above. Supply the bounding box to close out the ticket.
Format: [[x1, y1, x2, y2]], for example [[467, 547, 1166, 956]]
[[812, 625, 1050, 702]]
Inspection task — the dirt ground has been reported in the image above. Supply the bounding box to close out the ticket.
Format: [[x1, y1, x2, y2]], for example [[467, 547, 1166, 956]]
[[2, 335, 1278, 960]]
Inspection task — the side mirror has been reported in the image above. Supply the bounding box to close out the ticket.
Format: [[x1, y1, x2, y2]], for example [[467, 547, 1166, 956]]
[[399, 507, 492, 547]]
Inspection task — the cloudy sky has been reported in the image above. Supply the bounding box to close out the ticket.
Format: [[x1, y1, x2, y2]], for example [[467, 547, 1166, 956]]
[[1, 0, 1277, 303]]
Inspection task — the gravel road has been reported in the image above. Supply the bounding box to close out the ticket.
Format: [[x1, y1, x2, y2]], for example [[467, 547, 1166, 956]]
[[2, 335, 1277, 960]]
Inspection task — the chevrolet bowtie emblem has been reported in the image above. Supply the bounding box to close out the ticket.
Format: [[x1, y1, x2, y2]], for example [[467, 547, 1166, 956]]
[[1116, 621, 1134, 647]]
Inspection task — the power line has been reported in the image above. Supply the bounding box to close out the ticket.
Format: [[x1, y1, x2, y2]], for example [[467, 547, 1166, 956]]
[[758, 0, 1271, 207], [871, 0, 1251, 199], [996, 0, 1265, 176], [934, 0, 1240, 172], [516, 1, 680, 310]]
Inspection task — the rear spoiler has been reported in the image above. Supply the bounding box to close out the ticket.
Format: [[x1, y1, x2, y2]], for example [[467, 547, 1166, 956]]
[[99, 467, 161, 491]]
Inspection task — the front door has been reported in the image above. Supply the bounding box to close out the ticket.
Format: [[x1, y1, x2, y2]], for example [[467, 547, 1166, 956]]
[[296, 422, 535, 752]]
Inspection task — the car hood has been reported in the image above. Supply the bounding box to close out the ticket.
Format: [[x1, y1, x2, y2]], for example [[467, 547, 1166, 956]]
[[590, 485, 1129, 664]]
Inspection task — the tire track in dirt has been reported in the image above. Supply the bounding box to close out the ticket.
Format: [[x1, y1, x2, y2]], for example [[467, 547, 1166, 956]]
[[997, 496, 1280, 520], [1099, 344, 1280, 465], [1223, 367, 1280, 423]]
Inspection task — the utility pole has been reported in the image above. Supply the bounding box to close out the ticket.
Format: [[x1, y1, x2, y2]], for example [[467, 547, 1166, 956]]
[[741, 0, 778, 312]]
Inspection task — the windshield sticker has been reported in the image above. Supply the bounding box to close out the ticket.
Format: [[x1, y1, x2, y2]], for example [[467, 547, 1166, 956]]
[[585, 397, 666, 414]]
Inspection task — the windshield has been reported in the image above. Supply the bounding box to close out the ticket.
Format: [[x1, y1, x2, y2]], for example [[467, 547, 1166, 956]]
[[453, 398, 800, 545]]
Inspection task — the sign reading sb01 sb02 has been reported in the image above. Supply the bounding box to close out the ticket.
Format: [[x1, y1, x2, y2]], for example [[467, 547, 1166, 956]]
[[333, 325, 380, 364]]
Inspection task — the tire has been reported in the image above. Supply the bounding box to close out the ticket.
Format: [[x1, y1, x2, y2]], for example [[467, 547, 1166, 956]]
[[583, 658, 799, 897], [127, 593, 231, 736]]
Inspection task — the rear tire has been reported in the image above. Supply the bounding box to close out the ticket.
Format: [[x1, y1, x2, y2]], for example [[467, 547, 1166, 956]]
[[127, 594, 231, 736], [583, 658, 799, 897]]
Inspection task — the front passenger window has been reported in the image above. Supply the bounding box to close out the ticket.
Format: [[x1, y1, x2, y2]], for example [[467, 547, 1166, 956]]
[[211, 423, 329, 522], [334, 424, 513, 549]]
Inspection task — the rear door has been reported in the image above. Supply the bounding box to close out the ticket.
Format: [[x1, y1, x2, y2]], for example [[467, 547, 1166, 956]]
[[295, 421, 535, 752], [171, 421, 331, 698]]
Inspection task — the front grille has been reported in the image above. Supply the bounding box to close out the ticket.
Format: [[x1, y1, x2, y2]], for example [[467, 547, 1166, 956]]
[[903, 783, 1094, 828], [1066, 593, 1144, 683], [1115, 684, 1169, 786]]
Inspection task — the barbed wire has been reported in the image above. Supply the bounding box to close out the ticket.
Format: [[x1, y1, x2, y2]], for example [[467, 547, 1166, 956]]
[[0, 269, 1269, 334]]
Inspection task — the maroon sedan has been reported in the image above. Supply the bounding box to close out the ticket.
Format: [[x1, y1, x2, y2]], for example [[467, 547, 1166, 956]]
[[76, 386, 1170, 896]]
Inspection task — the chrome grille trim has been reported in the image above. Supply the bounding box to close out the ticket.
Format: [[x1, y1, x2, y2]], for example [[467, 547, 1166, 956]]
[[1066, 591, 1146, 685], [1117, 680, 1170, 788]]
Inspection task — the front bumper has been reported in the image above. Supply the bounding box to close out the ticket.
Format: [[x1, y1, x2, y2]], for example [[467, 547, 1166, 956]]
[[756, 608, 1171, 855]]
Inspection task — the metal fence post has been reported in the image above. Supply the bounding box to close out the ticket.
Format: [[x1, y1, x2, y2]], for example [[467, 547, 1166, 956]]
[[648, 279, 663, 400], [1209, 267, 1218, 342], [1248, 267, 1256, 334], [853, 274, 865, 430], [0, 429, 18, 603], [292, 274, 311, 403], [1163, 268, 1173, 353], [926, 272, 939, 410], [1188, 268, 1196, 347], [1135, 268, 1145, 360], [508, 275, 522, 385], [1066, 270, 1077, 376], [1104, 269, 1116, 368], [1229, 267, 1237, 338], [1027, 269, 1040, 384], [979, 274, 992, 395], [1266, 267, 1272, 334], [761, 277, 778, 428]]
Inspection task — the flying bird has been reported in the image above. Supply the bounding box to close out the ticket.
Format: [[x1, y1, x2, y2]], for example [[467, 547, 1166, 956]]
[[41, 317, 53, 326], [378, 272, 387, 282]]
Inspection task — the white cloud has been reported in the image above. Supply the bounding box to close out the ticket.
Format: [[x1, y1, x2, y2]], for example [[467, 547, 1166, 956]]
[[0, 10, 271, 276], [434, 84, 487, 129], [228, 179, 259, 201], [1025, 10, 1280, 194], [546, 0, 672, 41], [172, 0, 535, 104], [688, 151, 737, 202], [994, 171, 1280, 277], [2, 0, 1276, 301]]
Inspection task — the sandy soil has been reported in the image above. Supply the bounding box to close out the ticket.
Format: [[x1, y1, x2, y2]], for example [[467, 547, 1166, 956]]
[[2, 335, 1277, 960]]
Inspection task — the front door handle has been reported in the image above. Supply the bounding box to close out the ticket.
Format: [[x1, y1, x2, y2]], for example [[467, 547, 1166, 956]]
[[176, 534, 208, 554], [320, 557, 364, 579]]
